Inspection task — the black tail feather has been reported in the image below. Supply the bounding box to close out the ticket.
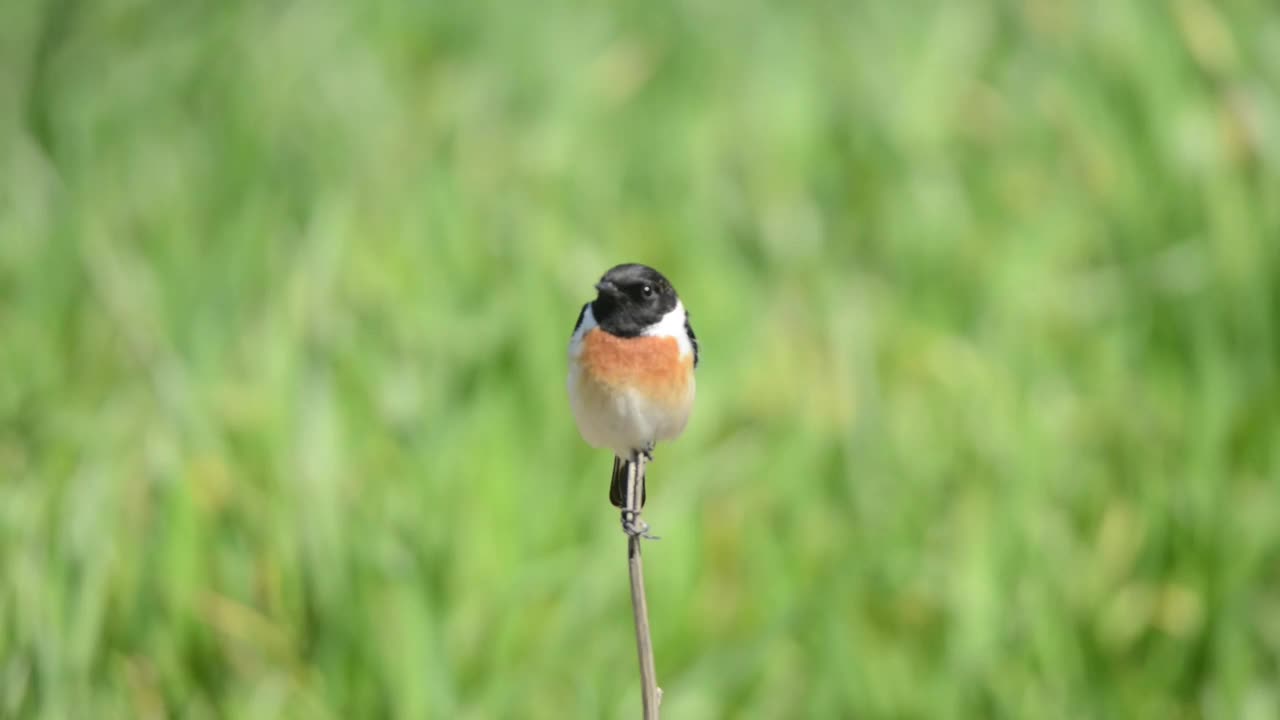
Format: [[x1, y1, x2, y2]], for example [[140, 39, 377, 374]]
[[609, 456, 646, 509]]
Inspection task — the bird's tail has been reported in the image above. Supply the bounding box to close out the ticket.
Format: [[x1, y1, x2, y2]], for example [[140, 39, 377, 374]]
[[609, 455, 646, 509]]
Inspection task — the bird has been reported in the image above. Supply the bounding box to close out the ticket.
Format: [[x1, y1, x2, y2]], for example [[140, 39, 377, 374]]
[[567, 263, 699, 537]]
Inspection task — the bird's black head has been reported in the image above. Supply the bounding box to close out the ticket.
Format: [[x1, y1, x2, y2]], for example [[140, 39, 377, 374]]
[[591, 263, 679, 337]]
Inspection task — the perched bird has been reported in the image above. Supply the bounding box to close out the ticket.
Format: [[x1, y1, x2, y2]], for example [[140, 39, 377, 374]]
[[568, 263, 699, 536]]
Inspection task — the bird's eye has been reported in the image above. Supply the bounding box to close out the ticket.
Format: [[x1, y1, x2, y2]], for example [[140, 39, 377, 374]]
[[641, 285, 654, 297]]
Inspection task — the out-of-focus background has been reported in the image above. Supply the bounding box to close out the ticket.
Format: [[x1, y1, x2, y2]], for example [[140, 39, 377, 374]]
[[3, 0, 1279, 717]]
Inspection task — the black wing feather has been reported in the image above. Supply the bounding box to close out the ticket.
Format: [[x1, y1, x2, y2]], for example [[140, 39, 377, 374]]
[[684, 314, 699, 368]]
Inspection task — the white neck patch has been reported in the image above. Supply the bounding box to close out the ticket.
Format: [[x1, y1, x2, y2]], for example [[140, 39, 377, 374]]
[[569, 304, 598, 354], [644, 301, 694, 358]]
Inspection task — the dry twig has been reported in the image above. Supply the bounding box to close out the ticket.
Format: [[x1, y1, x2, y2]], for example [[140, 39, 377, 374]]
[[621, 454, 661, 719]]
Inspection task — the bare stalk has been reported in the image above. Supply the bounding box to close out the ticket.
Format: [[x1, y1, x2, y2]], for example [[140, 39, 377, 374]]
[[623, 455, 661, 719]]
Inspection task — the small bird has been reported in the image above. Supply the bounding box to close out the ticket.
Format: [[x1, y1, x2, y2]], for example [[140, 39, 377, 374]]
[[568, 263, 699, 537]]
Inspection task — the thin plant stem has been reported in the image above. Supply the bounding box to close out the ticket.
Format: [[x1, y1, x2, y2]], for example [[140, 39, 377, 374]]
[[623, 455, 660, 719]]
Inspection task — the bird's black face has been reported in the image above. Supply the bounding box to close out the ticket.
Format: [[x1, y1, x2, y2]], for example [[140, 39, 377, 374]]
[[591, 263, 679, 337]]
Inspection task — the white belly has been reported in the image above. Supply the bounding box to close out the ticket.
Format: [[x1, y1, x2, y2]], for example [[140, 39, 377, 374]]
[[567, 362, 694, 459]]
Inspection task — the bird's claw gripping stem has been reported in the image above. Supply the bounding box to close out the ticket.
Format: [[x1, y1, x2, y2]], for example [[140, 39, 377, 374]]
[[621, 510, 659, 540]]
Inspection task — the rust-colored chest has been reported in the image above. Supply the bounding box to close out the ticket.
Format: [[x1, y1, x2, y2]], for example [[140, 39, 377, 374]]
[[577, 329, 694, 405]]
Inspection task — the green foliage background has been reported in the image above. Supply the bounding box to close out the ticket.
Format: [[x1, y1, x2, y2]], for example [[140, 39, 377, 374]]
[[3, 0, 1279, 717]]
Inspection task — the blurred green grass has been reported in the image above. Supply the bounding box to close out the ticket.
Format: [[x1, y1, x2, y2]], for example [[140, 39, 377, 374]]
[[2, 0, 1280, 717]]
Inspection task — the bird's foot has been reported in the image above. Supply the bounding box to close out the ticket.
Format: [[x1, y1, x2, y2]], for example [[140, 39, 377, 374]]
[[621, 510, 660, 540]]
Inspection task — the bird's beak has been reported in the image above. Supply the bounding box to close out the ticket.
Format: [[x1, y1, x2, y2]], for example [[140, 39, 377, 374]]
[[595, 280, 619, 295]]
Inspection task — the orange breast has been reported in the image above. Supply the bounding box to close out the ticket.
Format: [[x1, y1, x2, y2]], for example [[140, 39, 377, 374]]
[[578, 329, 694, 407]]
